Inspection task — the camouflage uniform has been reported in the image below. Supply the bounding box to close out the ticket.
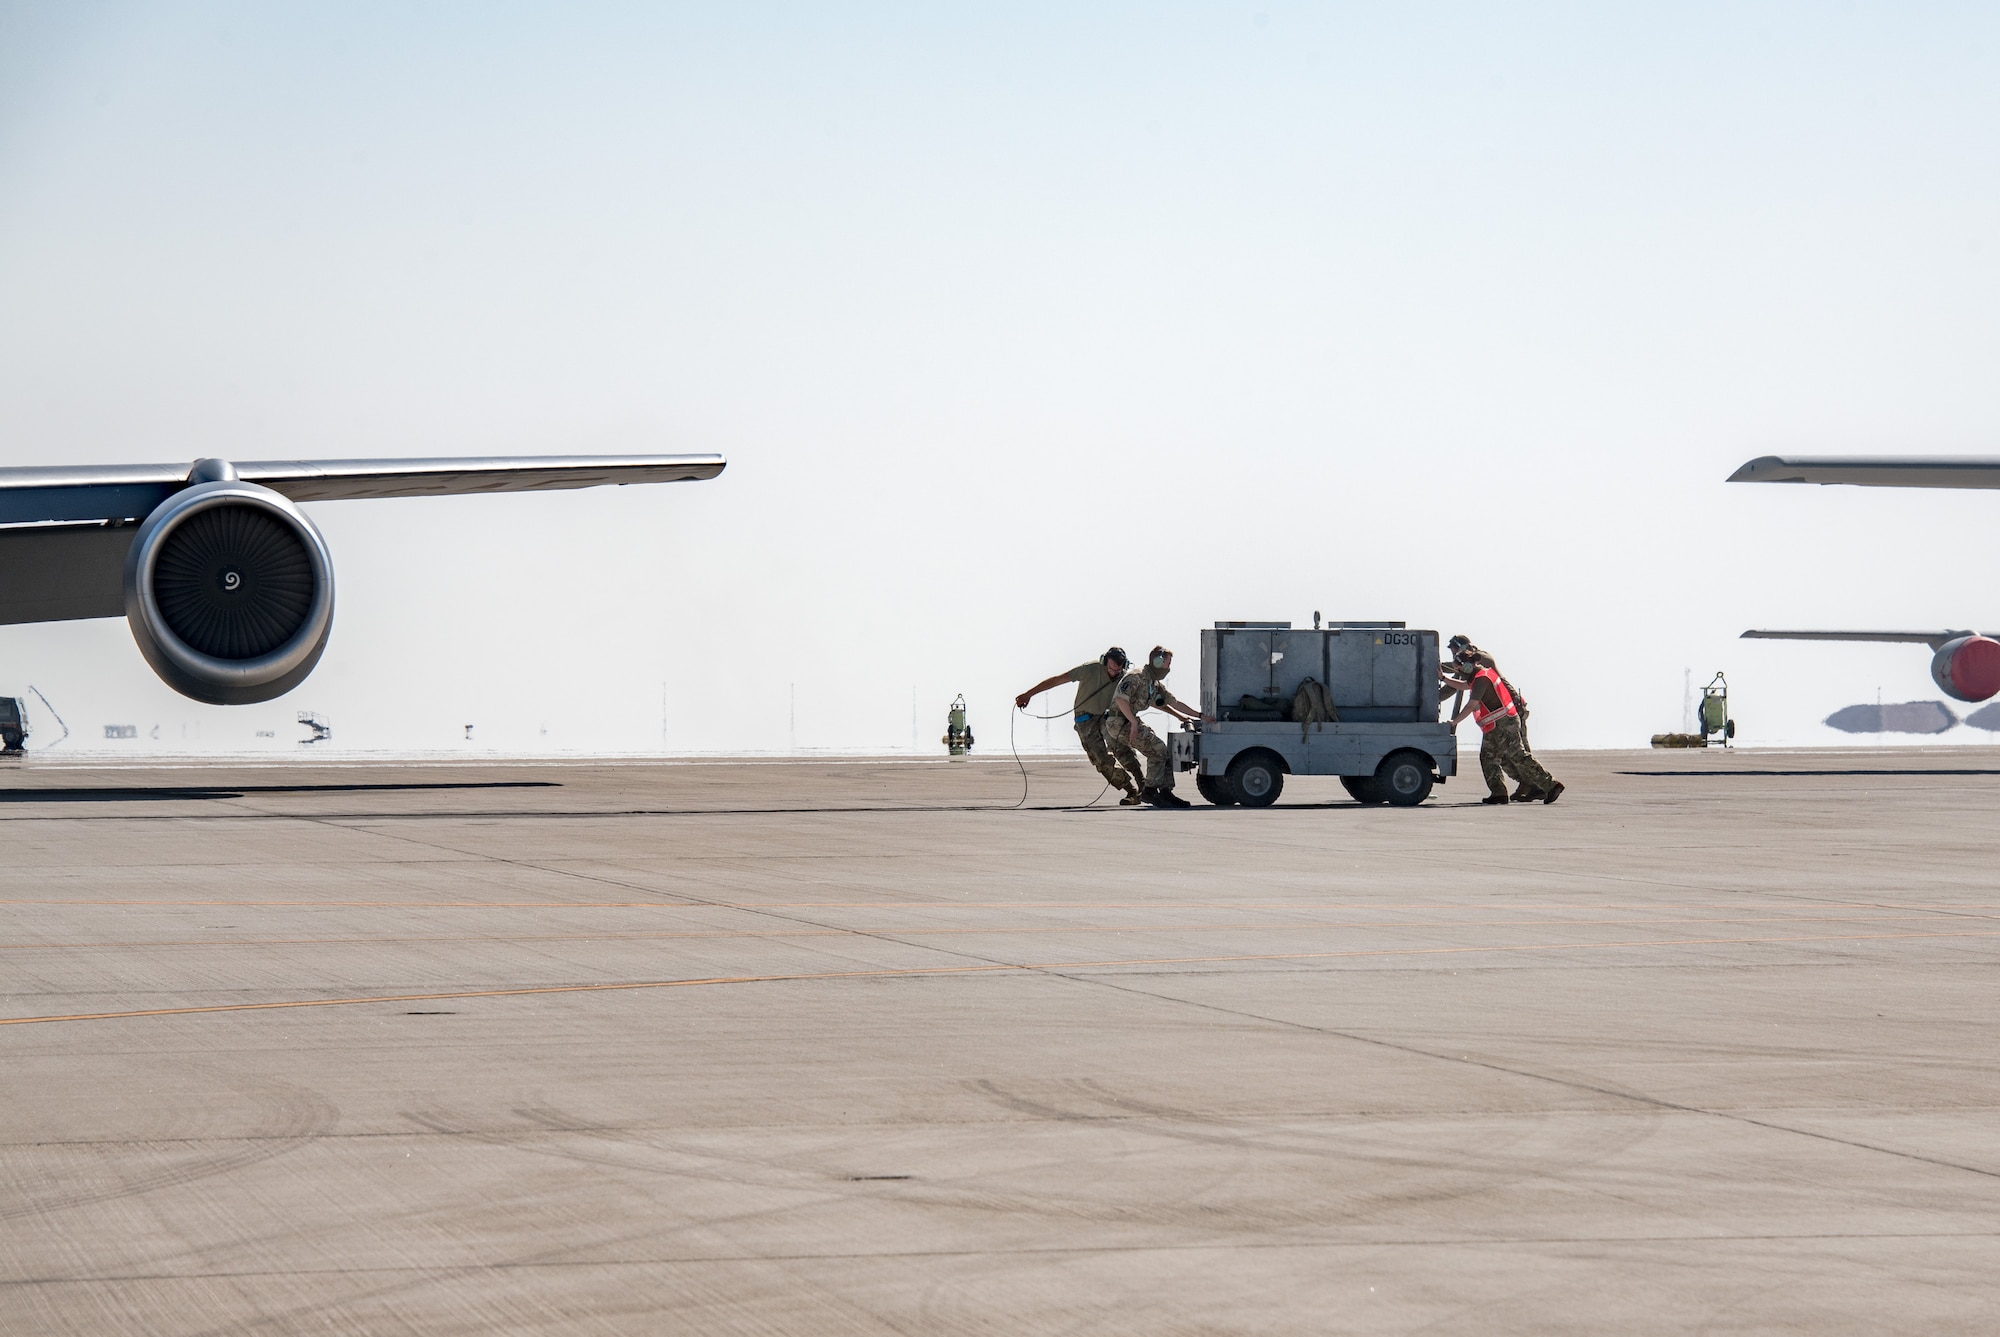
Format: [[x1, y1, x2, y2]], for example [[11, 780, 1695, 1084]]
[[1104, 670, 1181, 792], [1480, 714, 1554, 800], [1075, 715, 1137, 795], [1444, 649, 1537, 796], [1061, 659, 1138, 797]]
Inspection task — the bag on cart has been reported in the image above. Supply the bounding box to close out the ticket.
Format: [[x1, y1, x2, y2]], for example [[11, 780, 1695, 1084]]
[[1292, 677, 1337, 739]]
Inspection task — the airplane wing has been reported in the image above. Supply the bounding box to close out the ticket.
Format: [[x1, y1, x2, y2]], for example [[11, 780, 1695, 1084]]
[[1728, 456, 2000, 489], [1740, 630, 1974, 650], [0, 454, 726, 525], [0, 453, 725, 625]]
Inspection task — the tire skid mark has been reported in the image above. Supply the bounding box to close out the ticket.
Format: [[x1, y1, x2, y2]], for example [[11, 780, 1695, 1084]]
[[968, 1077, 1663, 1231], [0, 1075, 335, 1223]]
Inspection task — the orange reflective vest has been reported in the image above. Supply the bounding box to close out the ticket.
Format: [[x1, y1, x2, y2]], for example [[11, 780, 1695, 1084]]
[[1470, 667, 1517, 734]]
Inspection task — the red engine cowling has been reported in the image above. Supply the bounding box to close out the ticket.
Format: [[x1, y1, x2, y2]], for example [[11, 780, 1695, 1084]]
[[1930, 635, 2000, 703]]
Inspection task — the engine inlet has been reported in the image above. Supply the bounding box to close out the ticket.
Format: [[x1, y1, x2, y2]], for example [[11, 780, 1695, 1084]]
[[154, 504, 317, 660], [124, 476, 336, 705]]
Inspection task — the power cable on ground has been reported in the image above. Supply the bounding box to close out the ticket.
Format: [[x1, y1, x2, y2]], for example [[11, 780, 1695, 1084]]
[[1006, 701, 1112, 811]]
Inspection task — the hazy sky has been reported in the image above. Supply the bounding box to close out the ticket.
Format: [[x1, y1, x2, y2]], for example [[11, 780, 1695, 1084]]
[[1, 2, 1996, 756]]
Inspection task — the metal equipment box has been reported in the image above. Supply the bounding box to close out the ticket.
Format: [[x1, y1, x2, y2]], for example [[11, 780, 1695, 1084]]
[[1170, 621, 1457, 807], [1201, 621, 1440, 723]]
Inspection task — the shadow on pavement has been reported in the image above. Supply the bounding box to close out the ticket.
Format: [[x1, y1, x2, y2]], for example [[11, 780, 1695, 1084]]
[[0, 782, 561, 804], [1622, 768, 2000, 779], [0, 796, 1492, 819]]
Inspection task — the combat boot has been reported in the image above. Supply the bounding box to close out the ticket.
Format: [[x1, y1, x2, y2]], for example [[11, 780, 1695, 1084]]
[[1481, 793, 1509, 805], [1510, 784, 1540, 802], [1150, 788, 1192, 809], [1118, 790, 1145, 807], [1541, 781, 1565, 804]]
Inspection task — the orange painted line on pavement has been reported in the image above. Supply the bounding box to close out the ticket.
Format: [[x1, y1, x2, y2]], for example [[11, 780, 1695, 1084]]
[[1, 926, 1996, 1029]]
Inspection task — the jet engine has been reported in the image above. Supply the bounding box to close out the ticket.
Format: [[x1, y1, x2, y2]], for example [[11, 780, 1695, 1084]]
[[122, 462, 335, 705], [1931, 634, 2000, 704]]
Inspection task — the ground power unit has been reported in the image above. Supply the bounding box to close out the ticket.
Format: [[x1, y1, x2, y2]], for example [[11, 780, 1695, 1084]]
[[1169, 621, 1458, 807]]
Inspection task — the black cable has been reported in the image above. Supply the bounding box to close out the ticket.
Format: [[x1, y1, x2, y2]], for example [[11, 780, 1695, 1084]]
[[1007, 701, 1111, 812]]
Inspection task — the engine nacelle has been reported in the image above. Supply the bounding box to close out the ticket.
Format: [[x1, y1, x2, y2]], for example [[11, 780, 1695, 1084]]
[[123, 470, 335, 705], [1930, 635, 2000, 704]]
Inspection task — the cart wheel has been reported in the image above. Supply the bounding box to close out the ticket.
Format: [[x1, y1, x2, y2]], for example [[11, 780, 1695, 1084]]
[[1195, 773, 1237, 806], [1226, 751, 1285, 808], [1375, 750, 1435, 807], [1341, 775, 1384, 805], [1725, 719, 1736, 739]]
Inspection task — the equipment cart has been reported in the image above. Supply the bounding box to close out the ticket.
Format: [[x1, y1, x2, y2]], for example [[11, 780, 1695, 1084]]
[[1169, 621, 1457, 807]]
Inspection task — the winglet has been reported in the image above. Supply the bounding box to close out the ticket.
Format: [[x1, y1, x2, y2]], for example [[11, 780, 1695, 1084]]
[[1727, 456, 1794, 483], [1726, 455, 2000, 488]]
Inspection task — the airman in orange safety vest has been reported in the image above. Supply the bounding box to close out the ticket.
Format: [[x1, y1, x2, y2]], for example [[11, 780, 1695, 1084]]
[[1440, 642, 1563, 806]]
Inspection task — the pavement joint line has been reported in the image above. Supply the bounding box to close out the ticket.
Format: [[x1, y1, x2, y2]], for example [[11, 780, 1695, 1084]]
[[1060, 972, 2000, 1186], [0, 1099, 1971, 1151], [4, 926, 1999, 1029], [9, 898, 1997, 910], [0, 911, 1990, 953], [8, 1229, 2000, 1284]]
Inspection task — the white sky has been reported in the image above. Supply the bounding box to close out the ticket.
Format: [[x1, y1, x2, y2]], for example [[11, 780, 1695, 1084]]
[[0, 2, 1995, 756]]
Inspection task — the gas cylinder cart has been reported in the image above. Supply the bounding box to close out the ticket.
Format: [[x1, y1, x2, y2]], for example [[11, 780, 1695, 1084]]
[[1167, 621, 1458, 807]]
